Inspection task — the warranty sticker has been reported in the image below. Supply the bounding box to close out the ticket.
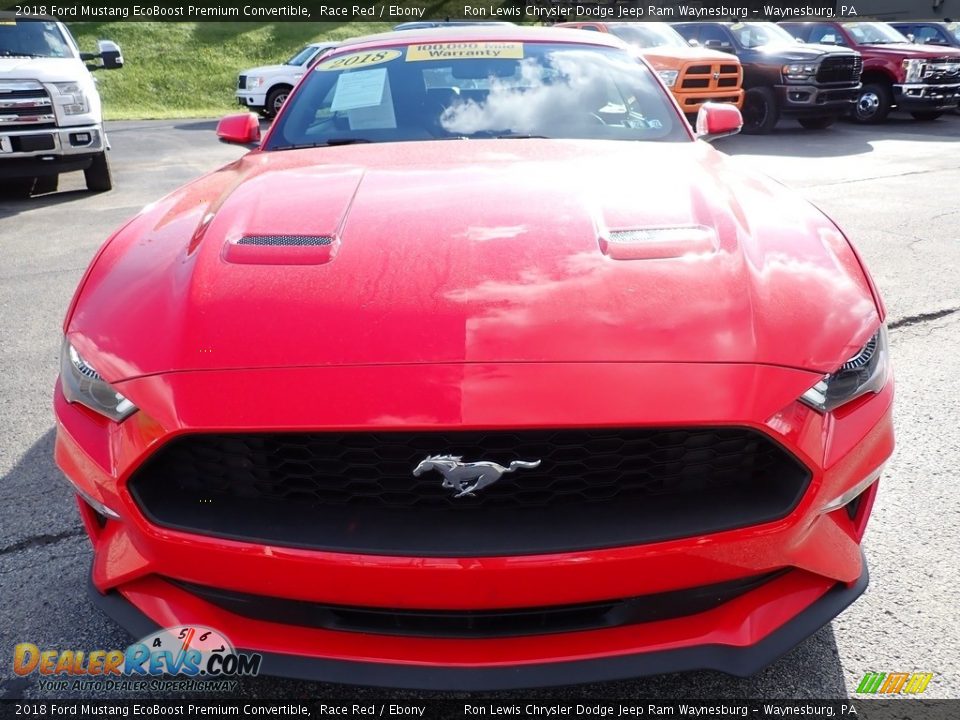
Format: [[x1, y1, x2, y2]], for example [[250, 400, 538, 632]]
[[315, 49, 403, 72], [406, 42, 524, 62]]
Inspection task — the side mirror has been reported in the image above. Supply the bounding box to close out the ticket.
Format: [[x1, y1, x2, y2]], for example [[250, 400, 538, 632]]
[[217, 113, 261, 146], [696, 103, 743, 142], [82, 40, 123, 71]]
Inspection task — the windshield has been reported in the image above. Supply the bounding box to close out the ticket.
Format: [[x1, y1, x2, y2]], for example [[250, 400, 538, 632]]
[[0, 21, 75, 59], [608, 23, 688, 49], [844, 22, 909, 45], [266, 41, 688, 150], [729, 23, 797, 49], [286, 45, 320, 66]]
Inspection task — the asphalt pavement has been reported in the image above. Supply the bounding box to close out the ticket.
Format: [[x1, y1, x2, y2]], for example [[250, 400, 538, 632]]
[[1, 114, 958, 700]]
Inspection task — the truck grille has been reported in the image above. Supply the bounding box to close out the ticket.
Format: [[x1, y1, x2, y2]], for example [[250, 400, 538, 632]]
[[129, 427, 811, 556], [0, 80, 55, 131], [923, 59, 960, 83], [816, 55, 863, 85], [679, 63, 742, 92], [238, 75, 247, 90]]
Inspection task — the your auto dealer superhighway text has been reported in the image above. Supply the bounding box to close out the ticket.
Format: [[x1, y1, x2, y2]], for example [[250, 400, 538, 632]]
[[464, 706, 750, 717]]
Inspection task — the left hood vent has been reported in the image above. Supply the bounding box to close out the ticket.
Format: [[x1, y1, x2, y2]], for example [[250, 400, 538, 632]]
[[223, 234, 339, 265], [238, 235, 334, 247]]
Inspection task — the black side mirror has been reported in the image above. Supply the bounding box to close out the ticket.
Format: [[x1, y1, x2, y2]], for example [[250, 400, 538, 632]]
[[82, 40, 123, 71]]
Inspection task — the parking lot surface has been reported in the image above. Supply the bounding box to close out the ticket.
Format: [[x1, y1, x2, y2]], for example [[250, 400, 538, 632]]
[[1, 116, 958, 700]]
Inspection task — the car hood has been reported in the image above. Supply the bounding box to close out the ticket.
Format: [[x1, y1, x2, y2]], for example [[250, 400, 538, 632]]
[[640, 45, 739, 65], [68, 141, 879, 381], [753, 43, 857, 60], [858, 43, 960, 59], [0, 56, 85, 82]]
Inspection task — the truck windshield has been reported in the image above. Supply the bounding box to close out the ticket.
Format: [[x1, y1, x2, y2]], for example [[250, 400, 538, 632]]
[[286, 45, 321, 66], [844, 23, 909, 45], [608, 24, 689, 49], [0, 21, 74, 59], [266, 41, 688, 151], [729, 23, 797, 49]]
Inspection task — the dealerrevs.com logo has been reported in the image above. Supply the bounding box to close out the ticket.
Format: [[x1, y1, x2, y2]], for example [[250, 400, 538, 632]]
[[13, 626, 261, 692]]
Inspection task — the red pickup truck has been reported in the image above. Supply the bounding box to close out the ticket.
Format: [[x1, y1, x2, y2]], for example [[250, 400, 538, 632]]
[[781, 21, 960, 122]]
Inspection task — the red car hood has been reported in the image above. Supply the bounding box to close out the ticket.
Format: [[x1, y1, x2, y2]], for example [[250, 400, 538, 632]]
[[69, 140, 879, 381], [860, 43, 960, 59]]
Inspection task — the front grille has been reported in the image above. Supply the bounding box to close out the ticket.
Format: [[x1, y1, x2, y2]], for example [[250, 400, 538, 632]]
[[679, 62, 742, 92], [172, 570, 787, 638], [924, 59, 960, 83], [0, 81, 55, 130], [816, 55, 863, 85], [238, 75, 247, 90], [129, 428, 811, 556]]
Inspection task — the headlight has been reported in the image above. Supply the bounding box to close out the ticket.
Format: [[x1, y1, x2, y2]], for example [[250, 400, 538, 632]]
[[60, 340, 137, 422], [783, 63, 818, 80], [246, 76, 265, 89], [51, 81, 90, 115], [800, 326, 889, 413], [657, 70, 679, 88], [902, 59, 924, 83]]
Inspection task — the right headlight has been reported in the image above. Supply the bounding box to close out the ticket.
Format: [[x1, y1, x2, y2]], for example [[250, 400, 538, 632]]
[[800, 326, 889, 413], [60, 339, 137, 422]]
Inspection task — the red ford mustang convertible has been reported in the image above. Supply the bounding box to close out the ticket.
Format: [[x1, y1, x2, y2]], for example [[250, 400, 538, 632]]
[[56, 27, 893, 689]]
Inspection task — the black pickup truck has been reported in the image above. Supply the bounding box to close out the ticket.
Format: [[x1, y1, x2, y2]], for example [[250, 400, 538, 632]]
[[672, 21, 862, 133]]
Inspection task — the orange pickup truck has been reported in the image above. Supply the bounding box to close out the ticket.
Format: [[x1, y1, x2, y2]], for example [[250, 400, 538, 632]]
[[557, 21, 744, 116]]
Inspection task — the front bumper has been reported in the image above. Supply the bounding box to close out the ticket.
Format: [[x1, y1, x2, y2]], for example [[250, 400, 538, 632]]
[[776, 84, 859, 115], [235, 90, 267, 110], [58, 362, 893, 688], [0, 125, 105, 178], [893, 83, 960, 111], [674, 89, 744, 115]]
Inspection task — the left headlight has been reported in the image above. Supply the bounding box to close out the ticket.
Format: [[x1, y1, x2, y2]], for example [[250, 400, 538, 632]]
[[246, 76, 265, 89], [51, 81, 90, 115], [800, 326, 889, 413], [902, 59, 925, 84], [783, 63, 818, 80], [657, 70, 679, 88], [60, 340, 137, 422]]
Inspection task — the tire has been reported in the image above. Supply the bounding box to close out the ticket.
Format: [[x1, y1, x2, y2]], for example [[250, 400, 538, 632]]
[[798, 116, 836, 130], [264, 86, 292, 119], [84, 152, 113, 192], [851, 83, 892, 124], [910, 111, 943, 121], [741, 87, 780, 135], [33, 174, 59, 194], [0, 177, 35, 198]]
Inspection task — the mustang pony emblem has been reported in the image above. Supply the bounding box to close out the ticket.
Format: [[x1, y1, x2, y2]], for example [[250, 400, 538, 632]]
[[413, 455, 542, 498]]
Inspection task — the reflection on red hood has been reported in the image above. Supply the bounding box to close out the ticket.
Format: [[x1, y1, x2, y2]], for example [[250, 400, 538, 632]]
[[68, 140, 879, 382]]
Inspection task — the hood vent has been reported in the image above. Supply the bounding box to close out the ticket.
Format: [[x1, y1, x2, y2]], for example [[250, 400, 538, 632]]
[[601, 225, 717, 260], [238, 235, 334, 247]]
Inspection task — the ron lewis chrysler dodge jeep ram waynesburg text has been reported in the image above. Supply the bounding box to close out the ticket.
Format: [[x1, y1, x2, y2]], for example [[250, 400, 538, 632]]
[[57, 27, 894, 689]]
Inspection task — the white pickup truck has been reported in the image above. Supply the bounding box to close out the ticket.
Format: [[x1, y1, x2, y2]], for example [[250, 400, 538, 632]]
[[236, 42, 336, 118], [0, 18, 122, 196]]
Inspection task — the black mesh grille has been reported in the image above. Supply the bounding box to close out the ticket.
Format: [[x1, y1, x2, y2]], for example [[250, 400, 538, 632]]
[[129, 428, 811, 556], [238, 235, 333, 247], [816, 55, 863, 84], [172, 570, 787, 638]]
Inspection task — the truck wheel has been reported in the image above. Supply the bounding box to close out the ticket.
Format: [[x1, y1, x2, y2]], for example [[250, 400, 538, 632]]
[[84, 152, 113, 192], [264, 86, 292, 119], [910, 111, 943, 121], [33, 174, 59, 194], [798, 116, 836, 130], [741, 87, 780, 135], [0, 178, 36, 198], [852, 83, 892, 123]]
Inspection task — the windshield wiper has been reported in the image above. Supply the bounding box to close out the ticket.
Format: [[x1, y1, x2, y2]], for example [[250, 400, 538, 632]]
[[271, 138, 373, 151], [0, 51, 44, 58], [495, 133, 550, 139]]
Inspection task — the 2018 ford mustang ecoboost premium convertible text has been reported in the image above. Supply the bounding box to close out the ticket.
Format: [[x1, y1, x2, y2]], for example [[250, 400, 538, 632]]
[[56, 27, 893, 689]]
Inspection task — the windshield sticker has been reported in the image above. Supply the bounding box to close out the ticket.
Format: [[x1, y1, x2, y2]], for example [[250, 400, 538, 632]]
[[406, 42, 524, 62], [331, 68, 387, 112], [315, 49, 402, 72]]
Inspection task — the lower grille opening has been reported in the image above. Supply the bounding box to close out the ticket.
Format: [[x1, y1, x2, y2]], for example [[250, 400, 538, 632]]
[[128, 428, 811, 557], [172, 570, 787, 638]]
